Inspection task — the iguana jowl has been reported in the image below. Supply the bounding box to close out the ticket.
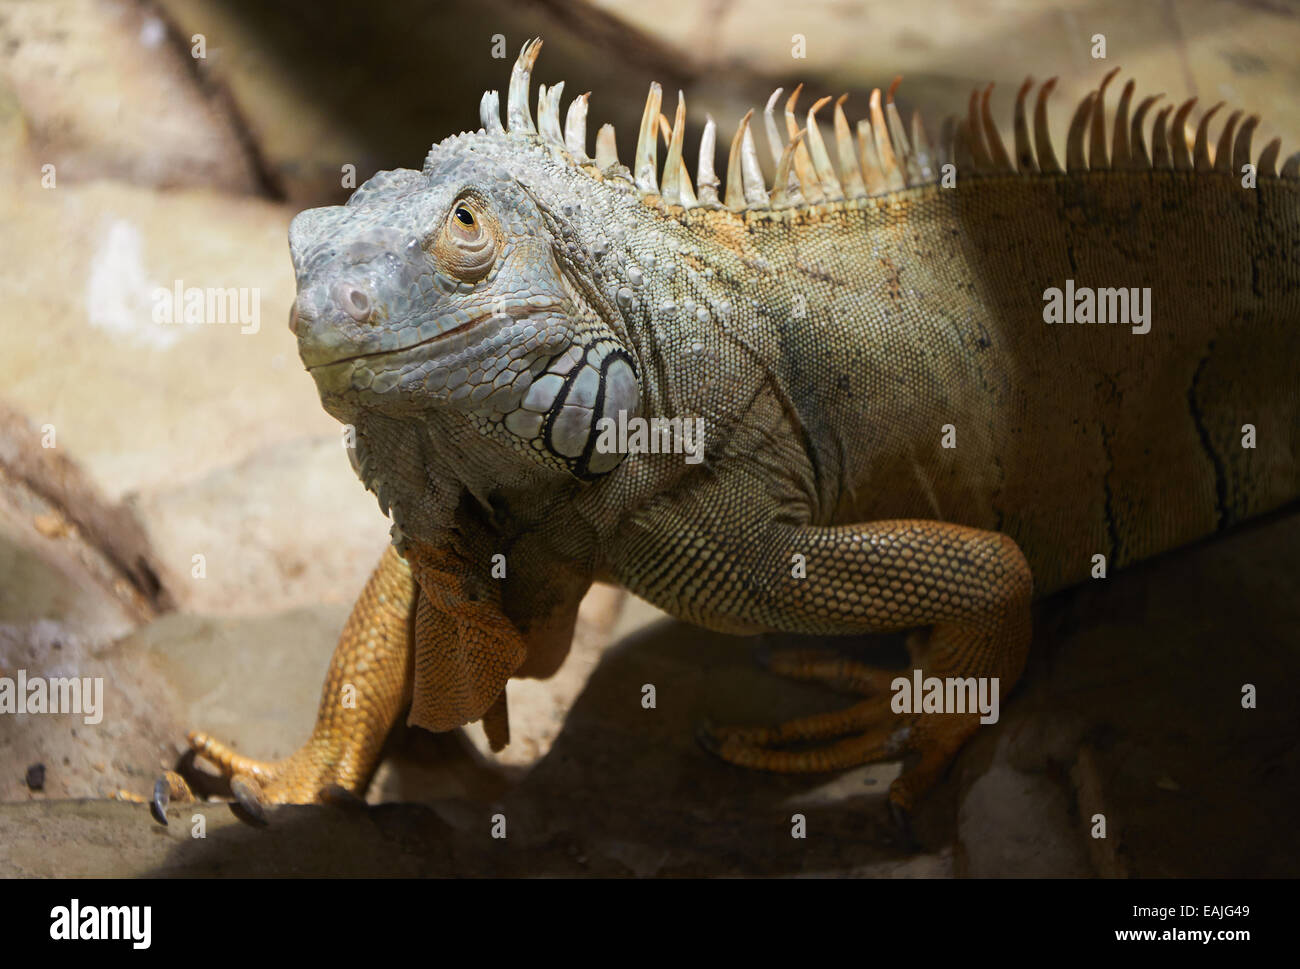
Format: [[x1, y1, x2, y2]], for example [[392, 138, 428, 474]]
[[179, 40, 1300, 823]]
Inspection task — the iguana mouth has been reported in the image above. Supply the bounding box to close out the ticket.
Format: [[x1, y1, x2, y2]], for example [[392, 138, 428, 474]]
[[305, 300, 564, 372]]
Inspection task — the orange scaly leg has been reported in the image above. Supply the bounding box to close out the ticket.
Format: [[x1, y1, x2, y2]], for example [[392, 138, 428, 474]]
[[159, 545, 416, 822]]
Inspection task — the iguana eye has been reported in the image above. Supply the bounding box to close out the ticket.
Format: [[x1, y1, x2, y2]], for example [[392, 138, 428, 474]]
[[437, 197, 497, 281]]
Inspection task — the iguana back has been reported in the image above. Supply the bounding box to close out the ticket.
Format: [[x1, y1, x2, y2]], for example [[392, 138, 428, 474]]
[[737, 171, 1300, 594]]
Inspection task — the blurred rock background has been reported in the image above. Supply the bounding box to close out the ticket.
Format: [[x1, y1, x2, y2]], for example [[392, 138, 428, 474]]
[[0, 0, 1297, 876]]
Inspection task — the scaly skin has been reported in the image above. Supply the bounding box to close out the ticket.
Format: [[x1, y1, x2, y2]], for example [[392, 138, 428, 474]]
[[171, 41, 1300, 823]]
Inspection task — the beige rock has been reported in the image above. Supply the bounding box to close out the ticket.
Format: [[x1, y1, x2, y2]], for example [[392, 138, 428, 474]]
[[0, 551, 183, 803], [955, 510, 1300, 876], [0, 168, 332, 503], [129, 435, 390, 616], [0, 0, 260, 193]]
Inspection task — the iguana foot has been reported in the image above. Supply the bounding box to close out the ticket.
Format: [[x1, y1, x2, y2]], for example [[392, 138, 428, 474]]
[[700, 693, 979, 818], [699, 696, 916, 775], [689, 521, 1033, 818], [702, 615, 1028, 816], [151, 729, 393, 826], [146, 734, 366, 827], [184, 730, 367, 814]]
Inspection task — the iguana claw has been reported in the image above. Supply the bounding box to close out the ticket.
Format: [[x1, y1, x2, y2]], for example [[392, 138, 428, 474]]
[[230, 775, 269, 825], [694, 718, 723, 756], [151, 777, 171, 826], [148, 770, 194, 827], [321, 784, 368, 810], [888, 800, 918, 853]]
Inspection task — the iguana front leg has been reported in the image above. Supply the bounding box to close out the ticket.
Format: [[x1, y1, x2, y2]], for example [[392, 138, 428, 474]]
[[626, 517, 1032, 817], [178, 544, 418, 816], [173, 538, 530, 819]]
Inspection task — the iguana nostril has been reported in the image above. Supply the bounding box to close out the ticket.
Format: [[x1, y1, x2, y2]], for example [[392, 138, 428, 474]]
[[287, 300, 301, 335], [346, 289, 370, 318], [333, 282, 373, 323]]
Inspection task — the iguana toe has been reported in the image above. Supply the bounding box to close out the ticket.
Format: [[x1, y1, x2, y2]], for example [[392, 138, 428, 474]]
[[705, 701, 911, 770], [758, 646, 897, 696]]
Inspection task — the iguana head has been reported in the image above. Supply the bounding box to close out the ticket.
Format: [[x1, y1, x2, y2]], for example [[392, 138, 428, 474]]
[[287, 38, 957, 489], [288, 40, 645, 482]]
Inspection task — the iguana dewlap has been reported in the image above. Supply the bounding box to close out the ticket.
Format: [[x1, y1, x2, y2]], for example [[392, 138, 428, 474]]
[[176, 41, 1300, 826]]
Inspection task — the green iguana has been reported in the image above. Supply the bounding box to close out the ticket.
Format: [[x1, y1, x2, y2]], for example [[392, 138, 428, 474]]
[[166, 40, 1300, 830]]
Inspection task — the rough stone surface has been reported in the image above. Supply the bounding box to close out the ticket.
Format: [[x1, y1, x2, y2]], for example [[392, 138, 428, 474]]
[[956, 511, 1300, 878], [129, 435, 391, 615], [0, 0, 261, 193], [959, 765, 1091, 877], [0, 171, 327, 502], [0, 799, 953, 877]]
